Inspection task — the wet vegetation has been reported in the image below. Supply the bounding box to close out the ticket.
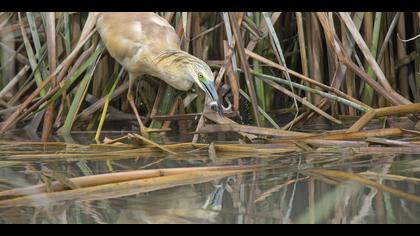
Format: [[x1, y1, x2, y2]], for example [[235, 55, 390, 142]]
[[0, 12, 419, 223]]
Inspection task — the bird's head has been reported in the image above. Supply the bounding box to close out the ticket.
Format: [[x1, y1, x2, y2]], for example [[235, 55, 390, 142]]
[[154, 50, 226, 116], [189, 61, 225, 116]]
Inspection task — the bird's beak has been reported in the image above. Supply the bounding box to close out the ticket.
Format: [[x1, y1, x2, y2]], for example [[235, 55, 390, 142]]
[[201, 80, 224, 116]]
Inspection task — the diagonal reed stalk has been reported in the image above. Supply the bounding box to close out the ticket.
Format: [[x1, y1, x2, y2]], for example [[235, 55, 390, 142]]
[[94, 68, 124, 140]]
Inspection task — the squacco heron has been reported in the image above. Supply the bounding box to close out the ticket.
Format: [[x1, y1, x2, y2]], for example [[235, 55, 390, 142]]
[[94, 12, 228, 135]]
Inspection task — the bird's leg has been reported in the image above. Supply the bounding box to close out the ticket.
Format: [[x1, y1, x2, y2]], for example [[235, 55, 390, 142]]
[[127, 73, 149, 137]]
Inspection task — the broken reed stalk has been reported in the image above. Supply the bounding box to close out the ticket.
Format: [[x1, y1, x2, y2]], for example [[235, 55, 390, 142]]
[[195, 124, 408, 143], [203, 112, 258, 140], [300, 128, 404, 141], [0, 165, 259, 199], [128, 133, 178, 155], [0, 170, 249, 208], [348, 103, 420, 132], [196, 123, 311, 138]]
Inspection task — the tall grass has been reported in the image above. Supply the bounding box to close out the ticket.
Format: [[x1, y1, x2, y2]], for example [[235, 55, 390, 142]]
[[0, 12, 419, 140]]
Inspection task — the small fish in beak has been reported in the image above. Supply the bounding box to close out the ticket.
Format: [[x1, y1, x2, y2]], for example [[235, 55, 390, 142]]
[[202, 80, 224, 116]]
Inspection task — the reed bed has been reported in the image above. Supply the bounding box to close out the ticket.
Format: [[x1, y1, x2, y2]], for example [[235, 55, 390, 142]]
[[1, 12, 420, 141], [0, 12, 420, 223]]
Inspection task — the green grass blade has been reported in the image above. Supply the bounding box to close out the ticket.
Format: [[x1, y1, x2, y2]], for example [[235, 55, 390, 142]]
[[262, 12, 299, 118], [58, 50, 101, 134], [26, 12, 42, 57], [150, 86, 177, 130], [253, 13, 267, 113], [95, 68, 124, 141], [32, 43, 104, 115], [63, 12, 72, 56], [361, 12, 383, 105], [49, 44, 104, 105], [27, 12, 49, 82], [20, 13, 46, 96]]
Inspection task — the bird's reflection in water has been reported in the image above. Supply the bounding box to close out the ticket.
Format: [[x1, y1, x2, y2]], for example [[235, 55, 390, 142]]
[[115, 181, 229, 224]]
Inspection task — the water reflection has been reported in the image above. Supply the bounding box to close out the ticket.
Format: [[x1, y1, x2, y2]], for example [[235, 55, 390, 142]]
[[0, 133, 418, 224]]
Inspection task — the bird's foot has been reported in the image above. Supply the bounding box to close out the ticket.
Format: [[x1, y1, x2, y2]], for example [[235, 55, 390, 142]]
[[139, 127, 150, 138], [127, 95, 150, 138], [127, 93, 135, 102]]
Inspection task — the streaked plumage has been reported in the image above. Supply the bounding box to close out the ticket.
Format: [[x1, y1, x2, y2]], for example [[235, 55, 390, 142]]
[[97, 12, 196, 91], [94, 12, 226, 135]]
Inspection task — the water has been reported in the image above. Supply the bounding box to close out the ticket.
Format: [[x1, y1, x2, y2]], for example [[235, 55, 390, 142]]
[[0, 132, 419, 224]]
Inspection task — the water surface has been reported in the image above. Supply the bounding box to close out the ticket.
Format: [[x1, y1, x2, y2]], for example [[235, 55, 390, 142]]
[[0, 131, 418, 224]]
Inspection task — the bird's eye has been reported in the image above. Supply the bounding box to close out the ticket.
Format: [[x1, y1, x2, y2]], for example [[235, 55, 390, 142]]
[[198, 73, 204, 80]]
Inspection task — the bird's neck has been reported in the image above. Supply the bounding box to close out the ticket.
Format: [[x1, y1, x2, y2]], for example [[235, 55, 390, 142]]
[[152, 49, 195, 91], [153, 49, 195, 68]]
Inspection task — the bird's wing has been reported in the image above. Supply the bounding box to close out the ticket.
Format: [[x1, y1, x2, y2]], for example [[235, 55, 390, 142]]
[[96, 12, 180, 67]]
